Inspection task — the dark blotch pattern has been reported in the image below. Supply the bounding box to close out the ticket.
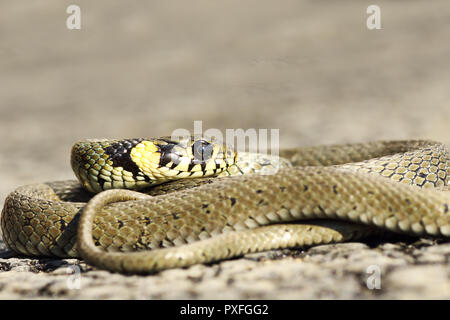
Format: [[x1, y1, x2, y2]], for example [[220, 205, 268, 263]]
[[159, 143, 179, 167], [104, 139, 144, 176], [332, 185, 338, 194]]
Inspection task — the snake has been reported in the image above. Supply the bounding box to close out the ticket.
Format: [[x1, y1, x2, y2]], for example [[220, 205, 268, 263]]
[[1, 137, 449, 274]]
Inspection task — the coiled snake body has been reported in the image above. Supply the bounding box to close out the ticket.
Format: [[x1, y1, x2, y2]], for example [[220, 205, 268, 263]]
[[1, 138, 449, 274]]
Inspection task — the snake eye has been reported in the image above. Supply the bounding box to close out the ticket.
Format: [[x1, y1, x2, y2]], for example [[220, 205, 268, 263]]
[[192, 140, 213, 161]]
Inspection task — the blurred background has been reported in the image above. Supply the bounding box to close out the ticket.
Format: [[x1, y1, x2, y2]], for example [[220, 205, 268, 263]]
[[1, 0, 449, 206]]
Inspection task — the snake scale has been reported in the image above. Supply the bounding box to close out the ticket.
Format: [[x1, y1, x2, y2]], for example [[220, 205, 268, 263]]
[[1, 138, 449, 274]]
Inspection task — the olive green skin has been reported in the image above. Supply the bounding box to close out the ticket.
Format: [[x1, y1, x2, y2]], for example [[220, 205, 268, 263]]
[[1, 139, 449, 273]]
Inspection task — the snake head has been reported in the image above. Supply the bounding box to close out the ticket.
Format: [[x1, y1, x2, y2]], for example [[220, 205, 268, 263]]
[[71, 137, 237, 193]]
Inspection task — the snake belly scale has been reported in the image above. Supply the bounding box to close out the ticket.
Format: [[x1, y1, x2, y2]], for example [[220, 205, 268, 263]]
[[1, 138, 449, 274]]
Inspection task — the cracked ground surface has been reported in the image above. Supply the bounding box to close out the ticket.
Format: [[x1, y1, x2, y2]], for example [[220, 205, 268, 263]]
[[0, 238, 449, 299]]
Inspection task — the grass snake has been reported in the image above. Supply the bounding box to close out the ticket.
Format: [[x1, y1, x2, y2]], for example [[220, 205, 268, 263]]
[[1, 137, 449, 274]]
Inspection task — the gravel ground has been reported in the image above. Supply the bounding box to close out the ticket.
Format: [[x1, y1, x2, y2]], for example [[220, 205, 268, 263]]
[[0, 0, 449, 299]]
